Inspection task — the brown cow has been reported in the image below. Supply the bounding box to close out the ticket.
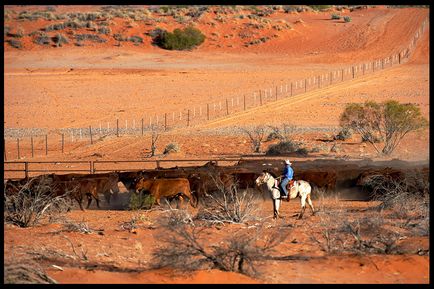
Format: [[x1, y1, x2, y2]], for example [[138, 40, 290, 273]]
[[91, 173, 120, 205], [134, 178, 197, 208], [51, 174, 100, 211]]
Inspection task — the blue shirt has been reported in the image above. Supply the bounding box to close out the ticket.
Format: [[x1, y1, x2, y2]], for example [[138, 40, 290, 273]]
[[283, 165, 293, 179]]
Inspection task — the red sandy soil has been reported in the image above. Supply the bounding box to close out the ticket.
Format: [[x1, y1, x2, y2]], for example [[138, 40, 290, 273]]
[[3, 5, 430, 284], [4, 199, 430, 284]]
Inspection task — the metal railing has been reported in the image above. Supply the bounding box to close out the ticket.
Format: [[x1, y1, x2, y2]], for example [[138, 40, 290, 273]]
[[3, 158, 243, 179]]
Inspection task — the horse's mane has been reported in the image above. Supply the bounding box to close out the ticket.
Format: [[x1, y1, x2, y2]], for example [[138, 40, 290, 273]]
[[265, 170, 278, 179]]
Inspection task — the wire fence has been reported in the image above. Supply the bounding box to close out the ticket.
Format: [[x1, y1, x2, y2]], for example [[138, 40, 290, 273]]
[[4, 17, 429, 161]]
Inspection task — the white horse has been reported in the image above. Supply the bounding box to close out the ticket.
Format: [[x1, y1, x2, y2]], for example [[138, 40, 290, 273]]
[[255, 171, 315, 219]]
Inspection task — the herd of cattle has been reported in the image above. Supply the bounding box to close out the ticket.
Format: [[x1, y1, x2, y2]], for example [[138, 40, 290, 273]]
[[4, 160, 428, 211]]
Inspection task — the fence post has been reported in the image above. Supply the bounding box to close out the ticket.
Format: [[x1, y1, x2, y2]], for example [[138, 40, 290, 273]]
[[226, 99, 229, 115], [187, 109, 190, 126], [25, 162, 29, 180], [116, 119, 119, 137], [330, 72, 332, 85], [275, 86, 278, 100], [305, 79, 307, 92], [45, 135, 48, 155], [61, 134, 64, 154], [363, 63, 365, 75], [141, 118, 144, 135], [164, 113, 167, 131], [17, 138, 20, 159], [31, 136, 34, 158], [89, 161, 93, 174], [243, 95, 246, 110], [382, 59, 384, 69], [4, 138, 6, 161], [207, 104, 210, 120], [259, 90, 262, 105], [373, 61, 375, 72], [398, 53, 401, 64], [352, 66, 355, 78], [291, 82, 293, 96], [89, 126, 93, 144]]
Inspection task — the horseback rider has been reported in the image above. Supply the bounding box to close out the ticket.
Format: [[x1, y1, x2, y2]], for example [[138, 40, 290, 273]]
[[280, 160, 293, 199]]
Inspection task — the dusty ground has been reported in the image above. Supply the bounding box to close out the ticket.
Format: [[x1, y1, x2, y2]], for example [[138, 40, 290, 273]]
[[4, 196, 430, 284], [3, 5, 430, 284]]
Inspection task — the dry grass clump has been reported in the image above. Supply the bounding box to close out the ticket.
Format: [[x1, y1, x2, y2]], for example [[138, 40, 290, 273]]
[[99, 6, 151, 21], [151, 206, 289, 277], [307, 182, 429, 255], [4, 261, 57, 284], [7, 39, 22, 49], [196, 183, 259, 224], [163, 142, 180, 155], [4, 176, 71, 228], [17, 10, 62, 21]]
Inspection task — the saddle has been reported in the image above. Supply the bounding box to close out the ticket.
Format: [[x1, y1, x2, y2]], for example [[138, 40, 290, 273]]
[[274, 179, 295, 200]]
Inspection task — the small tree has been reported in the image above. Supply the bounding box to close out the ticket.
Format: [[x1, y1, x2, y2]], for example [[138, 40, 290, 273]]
[[150, 125, 161, 157], [340, 100, 428, 155], [153, 26, 206, 50], [241, 126, 268, 153]]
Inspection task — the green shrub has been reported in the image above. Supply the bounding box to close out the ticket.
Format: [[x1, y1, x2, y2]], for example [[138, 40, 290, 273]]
[[265, 140, 308, 156], [154, 26, 205, 51], [33, 32, 51, 45], [163, 142, 180, 154], [53, 33, 69, 47], [129, 193, 155, 210], [331, 13, 341, 20], [344, 16, 352, 22], [149, 28, 167, 46], [340, 100, 428, 155], [128, 35, 143, 44]]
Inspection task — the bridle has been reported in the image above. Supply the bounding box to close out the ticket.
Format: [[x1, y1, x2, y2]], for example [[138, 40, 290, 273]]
[[257, 172, 272, 185]]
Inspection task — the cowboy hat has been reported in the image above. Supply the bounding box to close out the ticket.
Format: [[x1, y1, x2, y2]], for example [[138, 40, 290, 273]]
[[284, 160, 292, 165]]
